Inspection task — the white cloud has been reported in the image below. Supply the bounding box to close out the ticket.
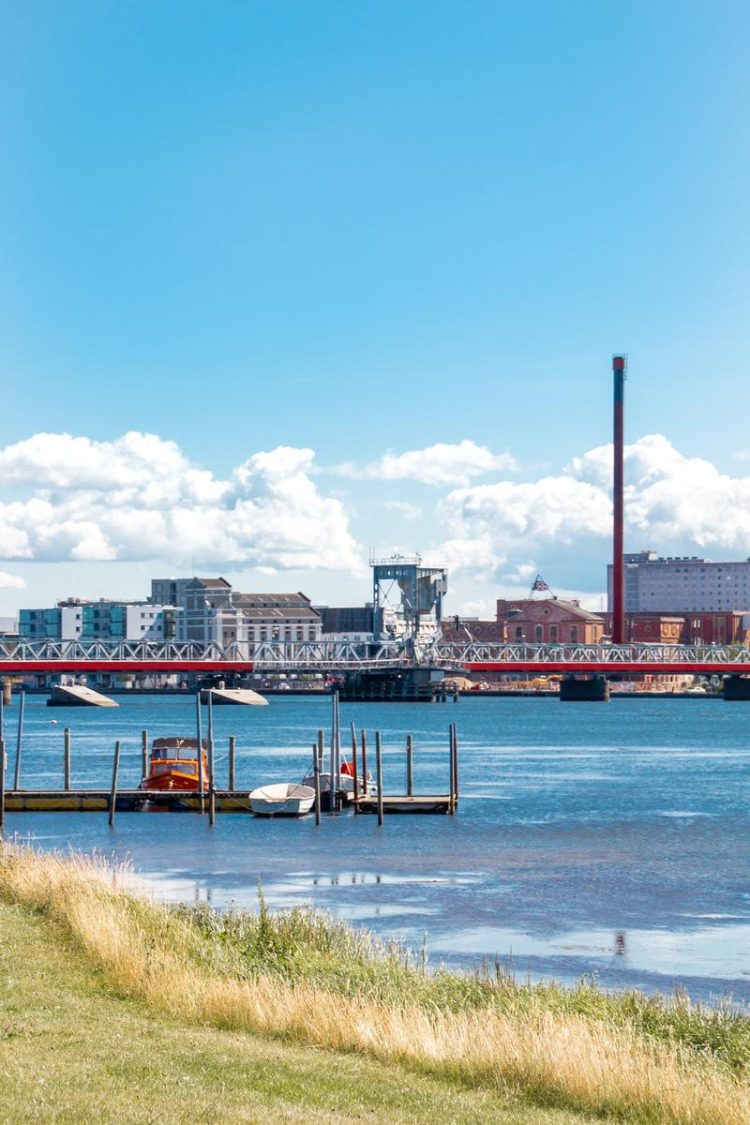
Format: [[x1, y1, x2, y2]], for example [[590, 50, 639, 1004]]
[[382, 500, 422, 521], [437, 434, 750, 579], [0, 571, 25, 590], [337, 440, 518, 486], [0, 433, 363, 572]]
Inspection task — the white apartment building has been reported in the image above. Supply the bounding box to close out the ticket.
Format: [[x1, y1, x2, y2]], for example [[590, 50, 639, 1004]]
[[154, 578, 322, 647], [608, 552, 750, 612]]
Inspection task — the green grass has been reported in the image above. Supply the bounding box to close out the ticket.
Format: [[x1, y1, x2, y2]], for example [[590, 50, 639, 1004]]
[[177, 893, 750, 1078], [0, 898, 589, 1124]]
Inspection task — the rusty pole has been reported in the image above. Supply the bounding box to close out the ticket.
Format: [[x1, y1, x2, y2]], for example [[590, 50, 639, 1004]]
[[612, 355, 627, 645]]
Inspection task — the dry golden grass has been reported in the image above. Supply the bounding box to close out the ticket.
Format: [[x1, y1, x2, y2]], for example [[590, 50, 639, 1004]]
[[1, 843, 748, 1124]]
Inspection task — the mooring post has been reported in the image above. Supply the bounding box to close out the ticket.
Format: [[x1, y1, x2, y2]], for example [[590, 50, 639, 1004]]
[[141, 729, 148, 782], [375, 731, 384, 827], [13, 690, 25, 791], [314, 743, 321, 826], [196, 693, 205, 815], [228, 735, 236, 791], [406, 733, 413, 797], [448, 725, 455, 814], [64, 727, 71, 791], [317, 728, 326, 810], [452, 723, 459, 808], [207, 691, 216, 827], [0, 737, 5, 834], [108, 740, 121, 828], [350, 721, 359, 810], [361, 730, 368, 797]]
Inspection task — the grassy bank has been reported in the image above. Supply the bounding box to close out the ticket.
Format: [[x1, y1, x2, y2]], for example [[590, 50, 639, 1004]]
[[0, 845, 748, 1124]]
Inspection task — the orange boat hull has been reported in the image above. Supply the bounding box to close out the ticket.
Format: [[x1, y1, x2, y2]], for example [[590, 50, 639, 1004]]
[[141, 771, 200, 792]]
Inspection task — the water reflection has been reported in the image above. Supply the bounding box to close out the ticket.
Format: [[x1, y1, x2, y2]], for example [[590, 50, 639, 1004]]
[[7, 694, 750, 1004]]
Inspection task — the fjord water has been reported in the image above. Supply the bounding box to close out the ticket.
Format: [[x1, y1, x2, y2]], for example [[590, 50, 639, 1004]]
[[6, 694, 750, 1005]]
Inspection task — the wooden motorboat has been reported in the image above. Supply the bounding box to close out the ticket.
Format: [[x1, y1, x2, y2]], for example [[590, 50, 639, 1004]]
[[141, 737, 209, 792], [249, 782, 315, 817]]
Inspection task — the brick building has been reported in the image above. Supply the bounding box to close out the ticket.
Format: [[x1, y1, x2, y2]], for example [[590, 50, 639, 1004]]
[[497, 598, 605, 645]]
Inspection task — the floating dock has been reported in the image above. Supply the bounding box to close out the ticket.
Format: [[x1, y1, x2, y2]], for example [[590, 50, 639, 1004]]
[[354, 794, 454, 814], [4, 789, 255, 813]]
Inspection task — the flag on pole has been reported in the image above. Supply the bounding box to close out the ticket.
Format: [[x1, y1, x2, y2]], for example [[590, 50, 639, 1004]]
[[531, 575, 550, 592]]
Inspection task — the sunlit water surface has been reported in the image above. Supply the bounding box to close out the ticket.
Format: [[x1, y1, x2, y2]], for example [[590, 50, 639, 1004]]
[[5, 694, 750, 1006]]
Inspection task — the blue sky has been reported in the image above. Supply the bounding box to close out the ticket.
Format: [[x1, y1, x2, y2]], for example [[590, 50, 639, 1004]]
[[1, 1, 750, 617]]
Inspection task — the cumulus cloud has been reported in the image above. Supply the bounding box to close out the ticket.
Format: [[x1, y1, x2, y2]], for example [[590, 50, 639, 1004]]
[[336, 440, 518, 486], [437, 434, 750, 577], [0, 571, 25, 590], [0, 432, 362, 572]]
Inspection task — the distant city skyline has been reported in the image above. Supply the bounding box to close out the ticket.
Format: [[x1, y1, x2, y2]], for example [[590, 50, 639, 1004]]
[[2, 2, 750, 616]]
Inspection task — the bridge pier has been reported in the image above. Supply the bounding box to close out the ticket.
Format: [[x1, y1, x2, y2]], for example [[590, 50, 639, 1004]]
[[722, 675, 750, 701], [559, 675, 610, 702], [340, 668, 441, 703]]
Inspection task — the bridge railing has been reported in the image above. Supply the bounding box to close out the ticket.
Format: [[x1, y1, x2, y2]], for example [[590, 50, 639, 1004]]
[[429, 640, 750, 666], [0, 638, 749, 669]]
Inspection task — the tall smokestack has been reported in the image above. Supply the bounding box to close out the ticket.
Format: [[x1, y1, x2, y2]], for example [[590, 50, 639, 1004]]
[[612, 355, 627, 644]]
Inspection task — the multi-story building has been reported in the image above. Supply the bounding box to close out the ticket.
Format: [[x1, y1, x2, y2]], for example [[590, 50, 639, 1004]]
[[602, 610, 750, 646], [18, 599, 178, 643], [19, 599, 84, 641], [496, 598, 606, 645], [609, 552, 750, 613], [152, 578, 322, 647]]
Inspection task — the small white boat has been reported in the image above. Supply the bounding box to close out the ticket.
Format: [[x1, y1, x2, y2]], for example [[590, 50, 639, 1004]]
[[301, 767, 372, 795], [249, 782, 315, 817]]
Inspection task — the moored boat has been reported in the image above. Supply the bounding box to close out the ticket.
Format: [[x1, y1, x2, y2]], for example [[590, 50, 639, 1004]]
[[302, 759, 372, 795], [249, 782, 315, 817], [141, 737, 209, 792]]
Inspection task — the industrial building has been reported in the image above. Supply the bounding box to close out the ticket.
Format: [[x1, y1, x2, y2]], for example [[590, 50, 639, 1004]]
[[608, 552, 750, 613]]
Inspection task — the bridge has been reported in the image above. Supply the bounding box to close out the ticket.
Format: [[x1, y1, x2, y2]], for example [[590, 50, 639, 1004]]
[[1, 638, 750, 677]]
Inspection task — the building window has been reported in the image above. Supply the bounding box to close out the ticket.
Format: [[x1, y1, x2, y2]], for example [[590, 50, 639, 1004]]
[[515, 626, 524, 641], [535, 625, 543, 643], [550, 625, 558, 642], [570, 625, 578, 642]]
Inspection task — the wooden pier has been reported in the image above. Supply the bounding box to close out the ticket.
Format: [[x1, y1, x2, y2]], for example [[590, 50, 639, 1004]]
[[0, 690, 460, 824], [4, 789, 256, 814]]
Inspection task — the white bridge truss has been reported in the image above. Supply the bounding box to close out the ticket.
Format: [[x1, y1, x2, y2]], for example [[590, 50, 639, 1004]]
[[0, 638, 749, 673]]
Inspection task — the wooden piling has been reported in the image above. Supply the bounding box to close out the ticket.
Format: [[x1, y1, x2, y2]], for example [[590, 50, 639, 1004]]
[[351, 721, 359, 810], [207, 692, 216, 827], [108, 740, 121, 827], [228, 735, 236, 791], [448, 725, 455, 814], [141, 729, 148, 781], [0, 738, 5, 834], [13, 691, 25, 790], [196, 694, 205, 815], [64, 728, 71, 791], [375, 732, 384, 827], [361, 730, 368, 797], [314, 744, 321, 826], [452, 722, 459, 808], [406, 733, 413, 796]]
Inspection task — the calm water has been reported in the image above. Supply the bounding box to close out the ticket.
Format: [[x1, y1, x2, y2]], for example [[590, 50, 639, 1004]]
[[4, 693, 750, 1005]]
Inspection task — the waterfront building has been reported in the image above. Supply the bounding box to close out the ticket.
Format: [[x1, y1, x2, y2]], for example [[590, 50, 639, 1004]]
[[441, 617, 504, 643], [152, 577, 322, 646], [603, 610, 750, 646], [608, 551, 750, 613], [496, 598, 605, 645], [18, 598, 178, 643]]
